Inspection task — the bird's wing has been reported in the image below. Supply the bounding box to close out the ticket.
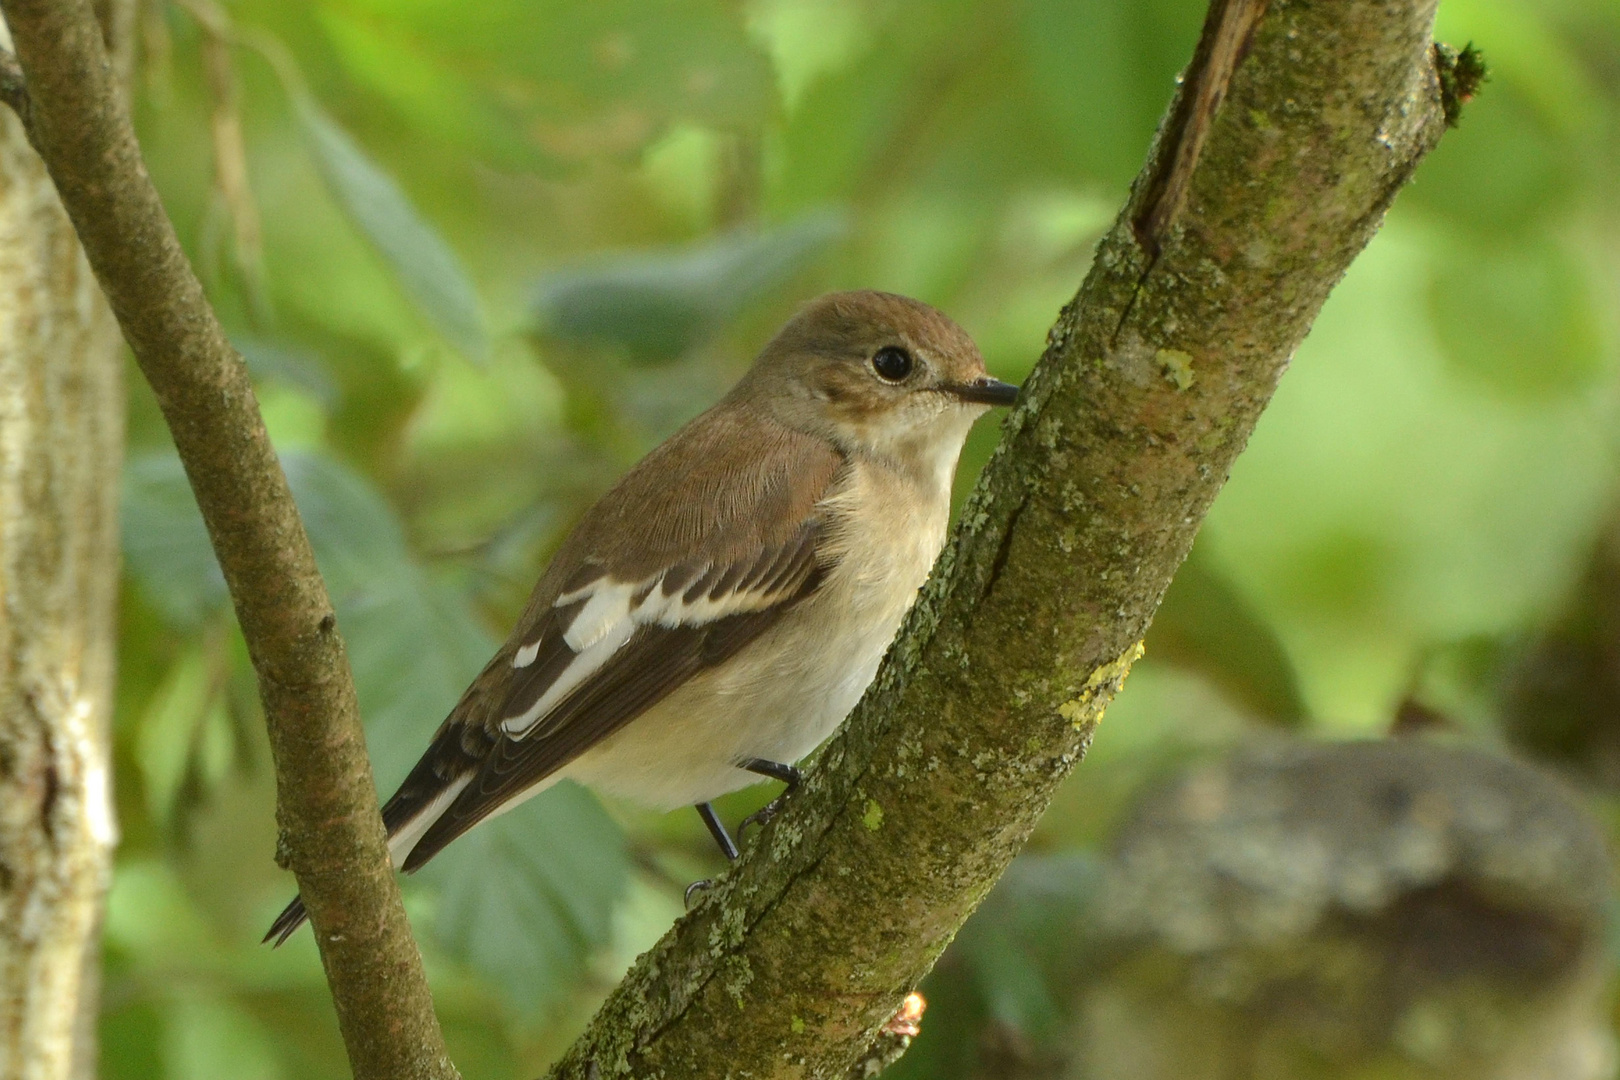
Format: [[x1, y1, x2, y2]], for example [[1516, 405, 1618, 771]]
[[381, 409, 848, 873], [259, 540, 823, 946], [397, 519, 826, 869]]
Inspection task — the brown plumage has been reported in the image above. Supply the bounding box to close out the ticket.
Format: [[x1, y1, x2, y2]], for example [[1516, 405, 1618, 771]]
[[266, 290, 1016, 945]]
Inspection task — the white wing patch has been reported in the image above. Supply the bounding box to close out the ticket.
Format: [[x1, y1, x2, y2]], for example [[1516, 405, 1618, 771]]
[[562, 581, 641, 652], [386, 775, 471, 868], [502, 615, 636, 737], [499, 538, 816, 739]]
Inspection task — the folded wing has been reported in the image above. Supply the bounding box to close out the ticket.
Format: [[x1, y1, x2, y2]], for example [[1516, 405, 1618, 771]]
[[400, 520, 826, 870], [265, 409, 844, 945]]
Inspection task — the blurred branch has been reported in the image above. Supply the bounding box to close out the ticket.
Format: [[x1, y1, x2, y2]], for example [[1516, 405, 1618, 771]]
[[179, 0, 272, 323], [549, 1, 1456, 1077], [0, 2, 456, 1078], [1504, 503, 1620, 783]]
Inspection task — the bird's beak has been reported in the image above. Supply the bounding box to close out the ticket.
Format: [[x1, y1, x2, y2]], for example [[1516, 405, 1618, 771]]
[[946, 377, 1020, 407]]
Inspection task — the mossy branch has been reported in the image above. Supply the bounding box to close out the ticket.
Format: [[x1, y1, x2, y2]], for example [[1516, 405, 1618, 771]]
[[548, 1, 1458, 1076], [0, 2, 455, 1077]]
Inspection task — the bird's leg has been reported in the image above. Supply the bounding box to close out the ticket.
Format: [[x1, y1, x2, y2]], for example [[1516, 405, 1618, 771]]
[[686, 801, 739, 908], [736, 758, 804, 839], [696, 801, 740, 861]]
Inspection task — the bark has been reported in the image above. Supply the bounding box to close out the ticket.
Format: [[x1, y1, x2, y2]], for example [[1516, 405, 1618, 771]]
[[0, 5, 128, 1078], [548, 1, 1455, 1077], [0, 3, 456, 1078]]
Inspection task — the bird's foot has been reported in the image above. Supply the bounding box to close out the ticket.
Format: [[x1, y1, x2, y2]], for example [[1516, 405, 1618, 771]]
[[737, 758, 803, 841], [737, 792, 788, 840], [684, 878, 714, 909]]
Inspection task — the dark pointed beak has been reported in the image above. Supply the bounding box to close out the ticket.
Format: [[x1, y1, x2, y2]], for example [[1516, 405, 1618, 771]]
[[947, 377, 1020, 407]]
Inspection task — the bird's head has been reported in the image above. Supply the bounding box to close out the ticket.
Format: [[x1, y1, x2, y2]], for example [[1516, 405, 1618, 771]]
[[739, 291, 1018, 484]]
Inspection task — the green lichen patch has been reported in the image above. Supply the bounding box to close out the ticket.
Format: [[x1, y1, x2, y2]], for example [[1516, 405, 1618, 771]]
[[1157, 348, 1195, 390], [1060, 640, 1146, 729], [863, 800, 885, 831]]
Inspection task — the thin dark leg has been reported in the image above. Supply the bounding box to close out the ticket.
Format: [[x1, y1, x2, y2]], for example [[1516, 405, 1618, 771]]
[[695, 801, 739, 861], [737, 758, 804, 839], [741, 758, 803, 787], [687, 802, 740, 908]]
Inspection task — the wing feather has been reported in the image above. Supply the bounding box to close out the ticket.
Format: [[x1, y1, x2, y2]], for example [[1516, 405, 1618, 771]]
[[401, 535, 825, 871]]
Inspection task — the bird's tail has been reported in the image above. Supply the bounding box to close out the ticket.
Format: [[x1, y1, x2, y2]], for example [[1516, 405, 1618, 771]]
[[260, 773, 472, 947], [263, 894, 308, 947]]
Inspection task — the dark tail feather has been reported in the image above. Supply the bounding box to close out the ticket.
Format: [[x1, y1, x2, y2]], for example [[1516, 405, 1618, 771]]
[[264, 894, 308, 947], [260, 717, 490, 946]]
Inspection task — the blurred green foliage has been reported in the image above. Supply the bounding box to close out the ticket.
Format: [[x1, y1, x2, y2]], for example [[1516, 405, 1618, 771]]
[[105, 0, 1620, 1076]]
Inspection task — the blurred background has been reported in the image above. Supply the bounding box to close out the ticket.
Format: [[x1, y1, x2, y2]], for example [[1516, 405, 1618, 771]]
[[103, 0, 1620, 1077]]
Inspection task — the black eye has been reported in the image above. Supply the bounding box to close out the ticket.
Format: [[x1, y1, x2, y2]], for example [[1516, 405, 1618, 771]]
[[871, 346, 914, 383]]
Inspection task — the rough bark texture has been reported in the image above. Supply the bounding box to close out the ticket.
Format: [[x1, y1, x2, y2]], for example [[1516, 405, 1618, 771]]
[[0, 2, 457, 1078], [548, 1, 1452, 1077], [0, 6, 128, 1078]]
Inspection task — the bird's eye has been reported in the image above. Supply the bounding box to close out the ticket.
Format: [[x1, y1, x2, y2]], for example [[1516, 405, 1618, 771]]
[[871, 346, 914, 383]]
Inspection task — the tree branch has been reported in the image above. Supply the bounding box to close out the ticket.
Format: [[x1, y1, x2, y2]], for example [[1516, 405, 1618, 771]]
[[0, 2, 455, 1078], [0, 49, 32, 146], [549, 0, 1454, 1076]]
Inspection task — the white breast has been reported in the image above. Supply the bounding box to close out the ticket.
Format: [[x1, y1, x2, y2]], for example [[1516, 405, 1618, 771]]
[[561, 457, 950, 810]]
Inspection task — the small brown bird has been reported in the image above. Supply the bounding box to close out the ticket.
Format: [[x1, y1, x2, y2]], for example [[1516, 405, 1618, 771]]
[[267, 290, 1016, 943]]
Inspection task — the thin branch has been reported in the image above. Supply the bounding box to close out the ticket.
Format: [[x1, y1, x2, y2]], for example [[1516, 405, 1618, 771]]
[[0, 2, 455, 1078], [547, 1, 1457, 1076]]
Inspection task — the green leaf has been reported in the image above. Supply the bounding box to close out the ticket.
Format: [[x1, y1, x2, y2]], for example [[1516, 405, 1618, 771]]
[[530, 210, 845, 362], [135, 643, 231, 828], [315, 4, 542, 171], [317, 0, 776, 160], [161, 995, 285, 1080], [296, 101, 488, 361], [120, 448, 631, 1011], [951, 854, 1100, 1042], [122, 455, 228, 629], [422, 780, 628, 1013], [274, 453, 497, 785], [232, 336, 339, 408], [104, 859, 224, 966]]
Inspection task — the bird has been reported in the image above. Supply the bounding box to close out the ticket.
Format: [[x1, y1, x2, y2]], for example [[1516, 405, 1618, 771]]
[[266, 289, 1018, 945]]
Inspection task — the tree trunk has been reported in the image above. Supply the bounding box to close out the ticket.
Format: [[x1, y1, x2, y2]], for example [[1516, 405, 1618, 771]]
[[0, 6, 130, 1078]]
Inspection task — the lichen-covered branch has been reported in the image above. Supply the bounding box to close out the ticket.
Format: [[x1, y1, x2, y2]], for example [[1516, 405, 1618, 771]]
[[549, 1, 1455, 1076], [0, 2, 455, 1078]]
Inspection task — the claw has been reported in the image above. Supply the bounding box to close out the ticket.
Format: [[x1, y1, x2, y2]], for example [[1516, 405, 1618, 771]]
[[684, 878, 714, 909], [736, 758, 803, 842], [737, 792, 788, 840]]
